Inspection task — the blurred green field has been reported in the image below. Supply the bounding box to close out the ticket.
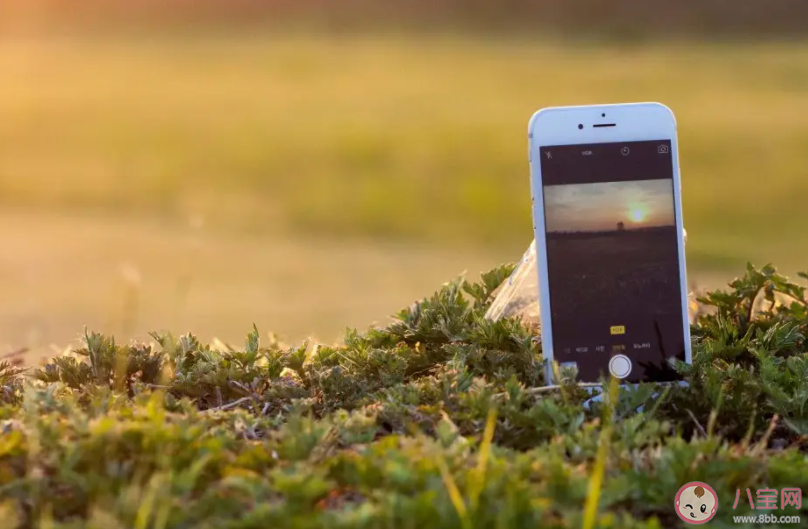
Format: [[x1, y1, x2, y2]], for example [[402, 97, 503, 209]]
[[3, 33, 808, 269], [2, 32, 808, 356]]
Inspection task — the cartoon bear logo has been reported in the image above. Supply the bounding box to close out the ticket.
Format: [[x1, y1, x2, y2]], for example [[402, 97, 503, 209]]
[[675, 481, 718, 524]]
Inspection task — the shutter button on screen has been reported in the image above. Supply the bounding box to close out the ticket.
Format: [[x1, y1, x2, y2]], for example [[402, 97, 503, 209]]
[[608, 354, 632, 379]]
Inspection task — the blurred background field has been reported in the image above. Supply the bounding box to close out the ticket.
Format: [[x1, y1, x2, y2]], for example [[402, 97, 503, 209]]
[[2, 1, 808, 361]]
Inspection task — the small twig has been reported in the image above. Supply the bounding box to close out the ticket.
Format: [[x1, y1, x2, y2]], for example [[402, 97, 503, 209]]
[[1, 347, 28, 360], [745, 288, 759, 327], [203, 397, 251, 413], [261, 402, 271, 415], [146, 384, 171, 390], [787, 434, 807, 452], [248, 393, 261, 412], [493, 383, 602, 400], [216, 387, 223, 408], [333, 349, 360, 367], [686, 409, 708, 438], [752, 414, 780, 455], [527, 383, 602, 394], [229, 380, 261, 410], [229, 380, 251, 395]]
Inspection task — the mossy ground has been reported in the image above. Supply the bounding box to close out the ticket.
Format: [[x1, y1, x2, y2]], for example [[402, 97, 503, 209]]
[[1, 262, 808, 528]]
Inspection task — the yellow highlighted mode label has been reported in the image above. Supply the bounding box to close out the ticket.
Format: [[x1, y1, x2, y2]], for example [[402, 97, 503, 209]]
[[610, 326, 626, 335]]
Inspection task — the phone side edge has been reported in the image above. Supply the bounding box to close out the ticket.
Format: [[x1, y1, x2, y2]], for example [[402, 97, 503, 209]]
[[669, 123, 692, 370], [527, 110, 557, 386]]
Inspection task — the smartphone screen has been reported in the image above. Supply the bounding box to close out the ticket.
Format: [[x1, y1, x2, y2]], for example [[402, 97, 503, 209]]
[[538, 139, 685, 383]]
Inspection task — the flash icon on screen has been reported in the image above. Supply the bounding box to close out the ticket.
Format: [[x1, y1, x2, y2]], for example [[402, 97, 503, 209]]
[[610, 325, 626, 335]]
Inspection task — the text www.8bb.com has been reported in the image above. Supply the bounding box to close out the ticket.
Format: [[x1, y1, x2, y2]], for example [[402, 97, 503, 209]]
[[733, 514, 801, 524]]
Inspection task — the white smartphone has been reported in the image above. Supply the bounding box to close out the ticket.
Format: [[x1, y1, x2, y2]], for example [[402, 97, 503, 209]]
[[527, 102, 691, 386]]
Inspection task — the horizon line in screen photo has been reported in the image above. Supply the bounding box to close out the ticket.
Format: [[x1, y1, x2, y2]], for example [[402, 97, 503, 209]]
[[544, 178, 675, 234]]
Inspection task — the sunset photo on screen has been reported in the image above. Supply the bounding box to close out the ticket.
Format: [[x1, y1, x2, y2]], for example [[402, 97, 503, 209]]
[[544, 179, 675, 234], [542, 177, 684, 382]]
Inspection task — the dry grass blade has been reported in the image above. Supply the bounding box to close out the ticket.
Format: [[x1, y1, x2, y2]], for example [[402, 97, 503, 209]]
[[686, 409, 708, 438], [492, 383, 602, 401], [582, 376, 619, 529], [436, 455, 471, 529], [752, 415, 780, 456], [468, 407, 497, 514], [201, 397, 251, 414], [706, 387, 723, 438], [1, 348, 28, 360], [134, 474, 163, 529]]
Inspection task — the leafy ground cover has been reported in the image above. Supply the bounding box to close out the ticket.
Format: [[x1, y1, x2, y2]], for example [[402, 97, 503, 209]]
[[1, 262, 808, 528]]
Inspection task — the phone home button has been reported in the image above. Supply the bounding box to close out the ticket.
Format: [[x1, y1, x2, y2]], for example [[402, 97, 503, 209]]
[[608, 354, 632, 379]]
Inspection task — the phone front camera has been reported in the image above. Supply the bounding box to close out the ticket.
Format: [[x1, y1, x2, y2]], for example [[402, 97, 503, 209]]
[[578, 124, 584, 130], [601, 113, 606, 117]]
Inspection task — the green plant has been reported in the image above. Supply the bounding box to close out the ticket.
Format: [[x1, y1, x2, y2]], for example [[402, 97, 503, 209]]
[[1, 262, 807, 528]]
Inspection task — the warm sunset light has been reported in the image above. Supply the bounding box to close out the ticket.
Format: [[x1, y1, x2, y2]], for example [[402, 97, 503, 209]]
[[628, 206, 648, 223]]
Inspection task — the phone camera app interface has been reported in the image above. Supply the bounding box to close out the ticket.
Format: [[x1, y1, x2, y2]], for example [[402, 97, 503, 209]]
[[539, 140, 685, 383]]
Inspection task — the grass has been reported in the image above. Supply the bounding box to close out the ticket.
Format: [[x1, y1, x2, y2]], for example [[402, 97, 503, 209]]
[[1, 260, 808, 527], [0, 210, 504, 360], [2, 32, 808, 271]]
